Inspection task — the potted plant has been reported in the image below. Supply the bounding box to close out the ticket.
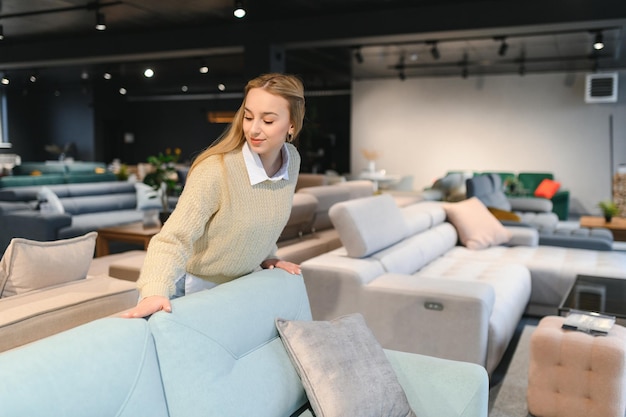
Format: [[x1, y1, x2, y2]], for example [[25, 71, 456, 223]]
[[598, 200, 619, 222], [143, 148, 182, 223]]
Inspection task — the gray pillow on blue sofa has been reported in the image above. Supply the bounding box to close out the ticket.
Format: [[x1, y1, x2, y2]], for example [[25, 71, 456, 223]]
[[276, 313, 416, 417]]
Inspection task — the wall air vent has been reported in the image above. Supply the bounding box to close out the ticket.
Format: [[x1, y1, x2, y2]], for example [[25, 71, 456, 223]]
[[585, 73, 618, 103]]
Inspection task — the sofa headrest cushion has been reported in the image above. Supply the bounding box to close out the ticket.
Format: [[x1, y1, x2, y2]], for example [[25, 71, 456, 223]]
[[0, 232, 97, 298], [329, 194, 408, 258]]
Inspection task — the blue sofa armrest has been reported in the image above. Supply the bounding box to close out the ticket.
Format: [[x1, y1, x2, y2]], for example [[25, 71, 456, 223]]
[[3, 210, 72, 241]]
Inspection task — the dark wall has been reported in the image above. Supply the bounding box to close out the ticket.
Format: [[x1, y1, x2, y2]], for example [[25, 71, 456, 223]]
[[7, 86, 94, 161], [6, 79, 351, 173]]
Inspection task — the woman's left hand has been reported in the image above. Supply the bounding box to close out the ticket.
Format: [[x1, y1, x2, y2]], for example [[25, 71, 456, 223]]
[[262, 259, 301, 275]]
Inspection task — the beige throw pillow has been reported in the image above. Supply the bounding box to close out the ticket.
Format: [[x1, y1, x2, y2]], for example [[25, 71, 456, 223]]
[[444, 197, 512, 250], [276, 313, 416, 417], [0, 232, 97, 298]]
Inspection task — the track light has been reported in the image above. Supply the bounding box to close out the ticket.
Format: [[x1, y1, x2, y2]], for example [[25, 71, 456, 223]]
[[496, 37, 508, 56], [428, 41, 440, 60], [593, 31, 604, 50], [354, 48, 364, 64], [233, 0, 246, 18], [143, 68, 154, 78], [95, 12, 106, 30]]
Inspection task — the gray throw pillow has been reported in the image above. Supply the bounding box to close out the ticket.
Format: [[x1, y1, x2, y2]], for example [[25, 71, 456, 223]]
[[275, 313, 416, 417]]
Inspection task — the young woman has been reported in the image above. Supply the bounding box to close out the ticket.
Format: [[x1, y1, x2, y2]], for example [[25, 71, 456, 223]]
[[123, 73, 305, 318]]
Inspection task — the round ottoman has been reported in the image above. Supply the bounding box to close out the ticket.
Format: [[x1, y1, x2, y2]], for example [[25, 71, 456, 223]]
[[527, 315, 626, 417]]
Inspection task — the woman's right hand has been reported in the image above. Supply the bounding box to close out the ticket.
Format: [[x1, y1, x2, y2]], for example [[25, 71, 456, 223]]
[[121, 295, 172, 318]]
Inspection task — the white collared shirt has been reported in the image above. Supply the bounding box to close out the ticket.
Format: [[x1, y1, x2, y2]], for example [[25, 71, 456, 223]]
[[242, 141, 290, 185]]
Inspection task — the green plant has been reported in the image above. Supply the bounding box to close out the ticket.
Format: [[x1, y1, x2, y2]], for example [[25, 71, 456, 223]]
[[598, 200, 619, 217], [143, 148, 182, 212]]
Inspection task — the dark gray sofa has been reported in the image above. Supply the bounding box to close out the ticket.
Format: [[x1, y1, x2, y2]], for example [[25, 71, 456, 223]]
[[0, 181, 144, 254]]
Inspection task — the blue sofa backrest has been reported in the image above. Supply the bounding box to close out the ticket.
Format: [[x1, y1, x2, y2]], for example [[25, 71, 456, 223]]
[[149, 269, 311, 417], [0, 269, 311, 417], [0, 318, 169, 417]]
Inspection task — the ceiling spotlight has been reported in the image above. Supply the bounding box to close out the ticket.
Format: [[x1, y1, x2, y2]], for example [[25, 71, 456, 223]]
[[354, 48, 364, 64], [181, 85, 189, 92], [199, 65, 209, 74], [29, 74, 37, 83], [81, 70, 89, 80], [95, 12, 106, 31], [497, 37, 508, 56], [119, 87, 127, 95], [233, 0, 246, 18], [218, 83, 226, 91], [593, 31, 604, 50], [0, 25, 4, 41], [144, 68, 154, 78], [103, 72, 112, 80], [428, 41, 440, 60], [1, 76, 9, 85]]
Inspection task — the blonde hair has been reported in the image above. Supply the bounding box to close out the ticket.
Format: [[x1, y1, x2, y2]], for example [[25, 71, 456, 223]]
[[189, 73, 305, 175]]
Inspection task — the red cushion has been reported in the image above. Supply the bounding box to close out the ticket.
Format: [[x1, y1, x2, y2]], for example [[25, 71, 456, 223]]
[[534, 178, 561, 199]]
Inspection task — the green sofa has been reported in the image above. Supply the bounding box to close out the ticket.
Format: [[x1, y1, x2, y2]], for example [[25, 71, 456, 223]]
[[517, 172, 569, 221], [0, 161, 117, 188]]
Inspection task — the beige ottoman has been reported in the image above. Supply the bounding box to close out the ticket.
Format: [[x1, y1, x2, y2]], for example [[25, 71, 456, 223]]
[[527, 315, 626, 417]]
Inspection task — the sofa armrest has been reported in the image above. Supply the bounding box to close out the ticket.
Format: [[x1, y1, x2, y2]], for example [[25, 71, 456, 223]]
[[385, 349, 488, 417], [508, 196, 552, 213], [363, 274, 494, 367], [3, 210, 72, 241]]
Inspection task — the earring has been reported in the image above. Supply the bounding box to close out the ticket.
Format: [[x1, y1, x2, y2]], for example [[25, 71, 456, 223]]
[[286, 133, 293, 143]]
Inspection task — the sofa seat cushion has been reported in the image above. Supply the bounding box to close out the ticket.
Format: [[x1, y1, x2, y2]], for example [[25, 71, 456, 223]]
[[277, 229, 342, 264], [0, 275, 138, 352], [415, 257, 531, 372], [330, 194, 409, 258], [58, 210, 143, 239], [444, 245, 626, 307]]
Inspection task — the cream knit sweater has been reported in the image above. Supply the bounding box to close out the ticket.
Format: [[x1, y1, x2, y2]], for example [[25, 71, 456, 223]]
[[137, 143, 300, 299]]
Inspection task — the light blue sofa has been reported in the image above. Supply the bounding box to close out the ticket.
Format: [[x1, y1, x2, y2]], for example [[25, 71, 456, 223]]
[[0, 269, 488, 417]]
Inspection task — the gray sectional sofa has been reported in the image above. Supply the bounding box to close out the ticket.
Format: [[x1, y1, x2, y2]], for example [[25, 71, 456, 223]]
[[300, 195, 626, 374], [0, 181, 145, 254]]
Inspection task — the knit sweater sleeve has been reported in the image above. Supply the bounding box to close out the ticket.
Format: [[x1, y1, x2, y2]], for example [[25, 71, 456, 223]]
[[136, 156, 223, 299]]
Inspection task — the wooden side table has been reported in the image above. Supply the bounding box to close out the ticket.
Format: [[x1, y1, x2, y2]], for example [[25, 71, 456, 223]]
[[579, 216, 626, 242], [96, 222, 161, 257]]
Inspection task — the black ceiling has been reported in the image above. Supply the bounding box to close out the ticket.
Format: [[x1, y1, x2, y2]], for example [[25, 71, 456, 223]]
[[0, 0, 624, 96]]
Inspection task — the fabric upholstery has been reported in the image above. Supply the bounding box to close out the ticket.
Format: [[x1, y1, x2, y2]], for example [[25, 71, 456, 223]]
[[465, 174, 511, 211], [329, 194, 408, 258], [0, 318, 169, 417], [0, 232, 97, 298], [443, 197, 512, 250], [148, 270, 312, 417], [276, 313, 416, 417], [528, 316, 626, 417], [0, 275, 138, 352]]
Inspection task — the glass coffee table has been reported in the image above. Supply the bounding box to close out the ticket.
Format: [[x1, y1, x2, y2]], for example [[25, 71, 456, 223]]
[[558, 274, 626, 325]]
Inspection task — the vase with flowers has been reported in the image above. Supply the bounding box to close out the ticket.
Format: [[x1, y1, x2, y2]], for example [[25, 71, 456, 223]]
[[143, 148, 182, 223], [361, 149, 380, 173]]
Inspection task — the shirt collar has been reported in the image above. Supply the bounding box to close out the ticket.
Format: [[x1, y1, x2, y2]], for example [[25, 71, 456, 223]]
[[242, 142, 290, 186]]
